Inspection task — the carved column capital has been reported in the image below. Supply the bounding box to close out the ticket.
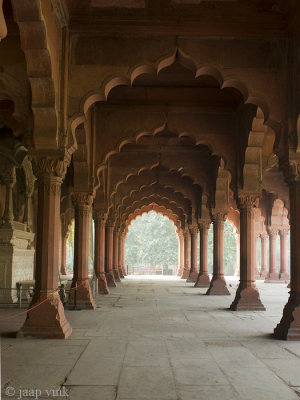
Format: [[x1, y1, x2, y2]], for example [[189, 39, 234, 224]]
[[198, 219, 211, 231], [72, 192, 94, 207], [189, 224, 198, 236], [237, 193, 260, 209], [279, 227, 289, 237], [211, 212, 227, 224], [93, 209, 107, 223], [267, 227, 278, 237], [35, 156, 70, 180]]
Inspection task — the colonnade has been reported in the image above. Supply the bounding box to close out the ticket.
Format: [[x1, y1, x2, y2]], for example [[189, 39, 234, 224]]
[[17, 172, 298, 340]]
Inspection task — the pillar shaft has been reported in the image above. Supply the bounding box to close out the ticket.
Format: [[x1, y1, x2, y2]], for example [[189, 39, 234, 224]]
[[181, 229, 191, 279], [195, 221, 210, 287], [61, 235, 67, 275], [230, 195, 265, 310], [68, 193, 95, 309], [260, 234, 268, 278], [274, 179, 300, 339], [105, 222, 116, 287], [279, 229, 290, 281], [18, 159, 72, 339], [94, 213, 109, 294], [187, 226, 199, 282], [177, 233, 184, 276], [113, 229, 121, 281], [118, 233, 125, 278], [206, 213, 230, 295], [266, 228, 279, 281]]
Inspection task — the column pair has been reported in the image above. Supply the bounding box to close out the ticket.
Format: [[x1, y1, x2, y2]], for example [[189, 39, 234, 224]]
[[194, 220, 211, 287], [18, 157, 72, 338], [206, 212, 230, 295], [94, 211, 109, 294], [187, 225, 199, 282], [181, 227, 191, 279], [105, 219, 120, 287], [230, 194, 265, 310], [177, 231, 184, 276], [67, 192, 96, 309]]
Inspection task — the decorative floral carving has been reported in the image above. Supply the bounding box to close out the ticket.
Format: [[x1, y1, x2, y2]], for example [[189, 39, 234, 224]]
[[36, 156, 70, 180], [72, 192, 94, 207], [238, 193, 259, 210]]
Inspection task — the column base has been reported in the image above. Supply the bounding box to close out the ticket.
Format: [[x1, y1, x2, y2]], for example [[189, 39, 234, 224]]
[[279, 272, 290, 281], [113, 268, 121, 282], [186, 271, 198, 283], [265, 272, 281, 283], [194, 273, 210, 288], [177, 267, 184, 277], [274, 293, 300, 340], [181, 268, 190, 279], [98, 273, 110, 294], [260, 269, 268, 279], [287, 282, 291, 288], [254, 268, 260, 280], [106, 272, 117, 287], [230, 285, 265, 311], [17, 292, 72, 339], [123, 267, 127, 276], [206, 277, 230, 295], [119, 267, 125, 278], [67, 280, 96, 309]]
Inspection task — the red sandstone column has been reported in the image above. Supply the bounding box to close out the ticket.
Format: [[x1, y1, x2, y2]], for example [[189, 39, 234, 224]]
[[279, 228, 290, 281], [265, 228, 279, 282], [195, 220, 211, 287], [67, 193, 96, 309], [230, 195, 265, 310], [206, 212, 230, 295], [187, 225, 199, 282], [121, 232, 127, 276], [274, 175, 300, 340], [113, 228, 121, 282], [94, 211, 109, 294], [105, 219, 116, 287], [260, 233, 268, 278], [18, 158, 72, 339], [118, 232, 125, 278], [61, 234, 67, 275], [177, 232, 184, 276], [181, 228, 191, 279], [254, 233, 261, 279]]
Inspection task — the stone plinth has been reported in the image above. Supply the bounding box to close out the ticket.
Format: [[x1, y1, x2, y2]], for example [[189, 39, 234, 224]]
[[0, 222, 35, 304]]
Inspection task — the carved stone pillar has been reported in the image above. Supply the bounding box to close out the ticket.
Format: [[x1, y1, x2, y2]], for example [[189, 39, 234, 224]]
[[206, 213, 230, 295], [105, 219, 116, 287], [67, 193, 95, 309], [195, 221, 211, 287], [113, 228, 121, 282], [181, 228, 191, 279], [2, 167, 15, 225], [265, 228, 279, 282], [177, 232, 184, 276], [254, 233, 261, 279], [18, 157, 72, 339], [94, 212, 109, 294], [274, 167, 300, 339], [187, 225, 199, 282], [118, 232, 125, 278], [279, 229, 290, 281], [61, 233, 67, 275], [260, 233, 268, 278], [121, 232, 127, 276], [230, 195, 265, 310]]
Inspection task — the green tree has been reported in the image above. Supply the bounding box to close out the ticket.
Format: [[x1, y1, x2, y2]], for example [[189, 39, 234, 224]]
[[125, 211, 178, 266]]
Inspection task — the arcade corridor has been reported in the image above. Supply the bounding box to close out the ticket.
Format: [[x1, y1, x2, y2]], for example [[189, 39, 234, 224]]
[[2, 277, 300, 400]]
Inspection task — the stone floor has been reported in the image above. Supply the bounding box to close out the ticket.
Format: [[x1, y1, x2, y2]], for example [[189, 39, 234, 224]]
[[2, 276, 300, 400]]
